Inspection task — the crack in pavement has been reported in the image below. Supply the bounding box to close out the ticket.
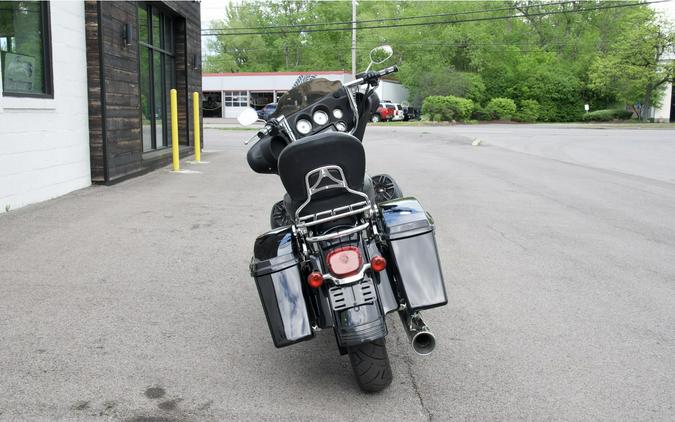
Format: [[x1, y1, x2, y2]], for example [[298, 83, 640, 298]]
[[394, 328, 432, 421]]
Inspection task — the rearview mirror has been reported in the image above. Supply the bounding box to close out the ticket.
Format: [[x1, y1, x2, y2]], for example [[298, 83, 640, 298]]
[[369, 45, 393, 65], [237, 107, 259, 126]]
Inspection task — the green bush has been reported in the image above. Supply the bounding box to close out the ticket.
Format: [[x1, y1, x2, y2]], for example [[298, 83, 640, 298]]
[[471, 104, 492, 121], [581, 109, 633, 122], [486, 97, 517, 120], [422, 95, 474, 122], [515, 99, 541, 122]]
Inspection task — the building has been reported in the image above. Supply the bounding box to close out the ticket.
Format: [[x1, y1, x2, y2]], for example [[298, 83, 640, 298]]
[[0, 1, 202, 214], [647, 56, 674, 123], [202, 71, 410, 119]]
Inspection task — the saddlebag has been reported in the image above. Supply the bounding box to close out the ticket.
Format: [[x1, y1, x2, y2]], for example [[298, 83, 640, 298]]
[[250, 227, 314, 348], [379, 197, 448, 311]]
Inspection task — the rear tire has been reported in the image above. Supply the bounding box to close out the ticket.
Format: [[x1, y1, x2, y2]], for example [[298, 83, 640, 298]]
[[348, 338, 393, 393]]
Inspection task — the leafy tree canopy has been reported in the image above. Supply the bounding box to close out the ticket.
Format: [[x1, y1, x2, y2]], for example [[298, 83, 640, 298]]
[[203, 1, 674, 120]]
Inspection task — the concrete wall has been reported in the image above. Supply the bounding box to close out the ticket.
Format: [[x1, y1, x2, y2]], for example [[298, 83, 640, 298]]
[[0, 2, 90, 213]]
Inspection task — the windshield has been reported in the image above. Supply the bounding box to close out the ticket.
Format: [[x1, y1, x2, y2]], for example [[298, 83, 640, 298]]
[[272, 78, 343, 118]]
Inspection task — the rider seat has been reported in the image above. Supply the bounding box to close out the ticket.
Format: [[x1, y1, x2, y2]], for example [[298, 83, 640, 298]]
[[277, 131, 374, 218]]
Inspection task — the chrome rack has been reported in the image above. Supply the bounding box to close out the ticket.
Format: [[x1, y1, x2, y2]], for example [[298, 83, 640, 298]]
[[294, 165, 378, 244]]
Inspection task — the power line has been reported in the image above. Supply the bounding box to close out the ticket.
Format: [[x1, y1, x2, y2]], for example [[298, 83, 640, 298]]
[[201, 0, 584, 33], [209, 40, 587, 55], [201, 0, 667, 37]]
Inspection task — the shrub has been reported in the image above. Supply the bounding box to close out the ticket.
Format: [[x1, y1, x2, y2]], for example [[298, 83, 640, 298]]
[[486, 97, 517, 120], [515, 99, 541, 122], [471, 104, 492, 121], [422, 95, 474, 122], [581, 109, 633, 122]]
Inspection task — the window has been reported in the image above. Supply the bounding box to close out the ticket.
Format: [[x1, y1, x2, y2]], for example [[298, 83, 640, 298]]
[[138, 3, 175, 152], [224, 91, 247, 107], [0, 1, 52, 97]]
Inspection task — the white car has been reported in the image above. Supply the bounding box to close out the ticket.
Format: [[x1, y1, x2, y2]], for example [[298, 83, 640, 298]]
[[382, 102, 405, 121]]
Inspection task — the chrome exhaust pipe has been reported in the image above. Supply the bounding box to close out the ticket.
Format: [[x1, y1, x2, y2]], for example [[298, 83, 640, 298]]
[[399, 310, 436, 356]]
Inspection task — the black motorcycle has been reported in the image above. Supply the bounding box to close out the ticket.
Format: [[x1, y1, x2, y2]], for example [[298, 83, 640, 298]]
[[238, 46, 447, 392]]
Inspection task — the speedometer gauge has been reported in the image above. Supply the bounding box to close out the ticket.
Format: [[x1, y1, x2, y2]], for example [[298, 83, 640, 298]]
[[296, 119, 312, 135], [313, 110, 329, 126]]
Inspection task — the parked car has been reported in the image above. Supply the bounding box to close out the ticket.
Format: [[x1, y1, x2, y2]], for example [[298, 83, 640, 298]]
[[390, 103, 405, 121], [403, 106, 420, 121], [259, 103, 277, 121], [371, 104, 395, 122]]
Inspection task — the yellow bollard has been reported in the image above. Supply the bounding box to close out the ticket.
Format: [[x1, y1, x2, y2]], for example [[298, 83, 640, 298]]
[[192, 92, 201, 162], [170, 89, 179, 171]]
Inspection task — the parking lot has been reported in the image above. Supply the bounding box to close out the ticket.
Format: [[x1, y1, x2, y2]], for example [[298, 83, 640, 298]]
[[1, 124, 674, 421]]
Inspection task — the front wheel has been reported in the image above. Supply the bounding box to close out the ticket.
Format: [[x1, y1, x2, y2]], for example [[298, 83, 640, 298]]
[[348, 338, 393, 392], [371, 174, 403, 203]]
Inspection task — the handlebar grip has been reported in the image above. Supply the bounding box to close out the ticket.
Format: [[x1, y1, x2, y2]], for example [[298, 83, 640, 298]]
[[378, 65, 399, 76]]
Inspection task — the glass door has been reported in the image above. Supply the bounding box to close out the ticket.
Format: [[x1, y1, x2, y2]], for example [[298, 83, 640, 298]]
[[138, 3, 175, 152]]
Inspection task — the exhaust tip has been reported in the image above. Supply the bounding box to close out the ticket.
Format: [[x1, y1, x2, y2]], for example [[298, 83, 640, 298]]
[[412, 331, 436, 356]]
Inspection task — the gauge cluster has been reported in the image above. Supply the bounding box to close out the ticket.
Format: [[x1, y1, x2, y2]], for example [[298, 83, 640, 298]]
[[285, 87, 356, 140]]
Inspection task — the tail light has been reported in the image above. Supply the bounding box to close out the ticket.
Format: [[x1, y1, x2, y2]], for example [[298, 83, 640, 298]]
[[370, 255, 387, 272], [326, 246, 363, 277], [307, 271, 324, 288]]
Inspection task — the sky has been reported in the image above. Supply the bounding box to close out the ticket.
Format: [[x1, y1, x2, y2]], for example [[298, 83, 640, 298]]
[[200, 0, 231, 29]]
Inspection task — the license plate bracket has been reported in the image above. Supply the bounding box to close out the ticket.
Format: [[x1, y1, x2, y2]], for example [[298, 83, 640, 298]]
[[328, 279, 376, 311]]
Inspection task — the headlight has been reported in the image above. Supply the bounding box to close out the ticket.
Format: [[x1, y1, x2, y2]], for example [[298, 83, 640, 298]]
[[332, 108, 343, 119], [335, 121, 347, 132], [313, 110, 329, 125], [296, 119, 312, 135]]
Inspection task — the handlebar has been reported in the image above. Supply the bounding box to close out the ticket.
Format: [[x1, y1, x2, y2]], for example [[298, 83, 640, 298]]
[[245, 125, 271, 145], [345, 65, 399, 87]]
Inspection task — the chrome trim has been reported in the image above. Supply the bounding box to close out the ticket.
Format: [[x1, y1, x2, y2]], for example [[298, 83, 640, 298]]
[[305, 221, 370, 243], [346, 86, 360, 135], [323, 263, 372, 286], [277, 115, 296, 143], [299, 202, 371, 228], [399, 311, 436, 356], [294, 165, 370, 220]]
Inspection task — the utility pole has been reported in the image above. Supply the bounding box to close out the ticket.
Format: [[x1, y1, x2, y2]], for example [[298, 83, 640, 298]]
[[351, 0, 356, 79]]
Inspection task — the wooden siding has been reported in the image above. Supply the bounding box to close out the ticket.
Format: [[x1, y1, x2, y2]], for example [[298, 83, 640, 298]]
[[85, 1, 202, 184]]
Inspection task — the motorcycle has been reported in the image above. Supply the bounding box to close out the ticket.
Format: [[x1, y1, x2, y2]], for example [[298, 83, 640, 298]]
[[238, 46, 447, 392]]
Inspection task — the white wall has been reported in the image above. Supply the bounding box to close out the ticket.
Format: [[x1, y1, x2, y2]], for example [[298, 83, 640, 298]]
[[375, 81, 410, 105], [651, 81, 672, 122], [0, 2, 90, 214], [203, 71, 350, 91]]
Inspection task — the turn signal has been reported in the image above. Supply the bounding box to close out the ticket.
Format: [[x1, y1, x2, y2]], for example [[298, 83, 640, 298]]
[[307, 271, 324, 288], [370, 256, 387, 272]]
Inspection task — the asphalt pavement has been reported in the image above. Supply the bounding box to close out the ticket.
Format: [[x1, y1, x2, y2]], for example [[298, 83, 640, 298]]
[[1, 124, 674, 421]]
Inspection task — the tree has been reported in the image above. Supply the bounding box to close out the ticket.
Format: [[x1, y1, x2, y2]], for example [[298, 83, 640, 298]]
[[588, 10, 674, 119], [202, 0, 673, 121]]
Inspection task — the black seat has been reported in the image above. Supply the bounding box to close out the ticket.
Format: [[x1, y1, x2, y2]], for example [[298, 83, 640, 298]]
[[277, 131, 373, 217]]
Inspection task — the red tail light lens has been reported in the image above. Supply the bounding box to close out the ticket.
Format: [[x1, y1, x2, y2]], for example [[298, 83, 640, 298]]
[[326, 246, 363, 277], [370, 256, 387, 272], [307, 271, 324, 288]]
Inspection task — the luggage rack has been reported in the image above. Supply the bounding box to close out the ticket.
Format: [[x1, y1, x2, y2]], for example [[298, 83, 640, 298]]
[[294, 165, 377, 243]]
